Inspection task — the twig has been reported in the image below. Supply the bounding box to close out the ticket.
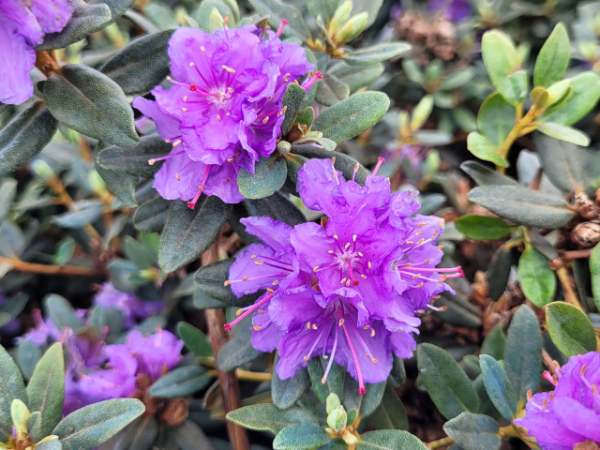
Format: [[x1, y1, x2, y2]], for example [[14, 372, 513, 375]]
[[427, 436, 453, 449], [558, 248, 594, 262], [555, 266, 585, 311], [202, 242, 250, 450], [207, 369, 272, 382], [0, 256, 99, 276]]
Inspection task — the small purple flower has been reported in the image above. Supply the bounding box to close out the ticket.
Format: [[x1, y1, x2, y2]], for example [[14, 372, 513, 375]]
[[14, 309, 61, 346], [514, 352, 600, 450], [124, 329, 183, 381], [133, 23, 314, 207], [0, 0, 73, 105], [93, 282, 164, 328], [428, 0, 472, 23]]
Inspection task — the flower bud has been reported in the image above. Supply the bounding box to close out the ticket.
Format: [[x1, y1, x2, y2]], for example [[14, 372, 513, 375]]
[[31, 159, 55, 180], [546, 79, 571, 107], [11, 399, 30, 437], [335, 12, 368, 44], [572, 222, 600, 248], [277, 140, 292, 154], [579, 42, 598, 61], [327, 407, 347, 432], [410, 95, 434, 132], [329, 1, 353, 35], [326, 393, 341, 414], [342, 431, 359, 445]]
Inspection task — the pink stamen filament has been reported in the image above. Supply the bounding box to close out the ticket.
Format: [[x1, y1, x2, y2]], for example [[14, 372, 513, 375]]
[[148, 150, 185, 165], [347, 260, 360, 286], [339, 311, 367, 395], [259, 261, 295, 272], [187, 165, 211, 209], [322, 320, 340, 383], [315, 263, 339, 273], [349, 323, 376, 361], [400, 266, 463, 274], [372, 157, 385, 176], [168, 76, 219, 98], [253, 255, 294, 269], [542, 371, 556, 386], [301, 72, 323, 90], [224, 292, 274, 332], [305, 327, 328, 362], [227, 272, 287, 284], [276, 19, 289, 37]]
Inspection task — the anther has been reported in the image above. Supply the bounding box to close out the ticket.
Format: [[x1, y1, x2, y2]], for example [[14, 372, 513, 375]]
[[253, 325, 262, 331], [251, 255, 257, 259], [235, 309, 243, 316], [304, 356, 309, 361], [227, 87, 233, 93], [363, 326, 370, 329], [183, 96, 188, 102], [406, 241, 414, 245], [172, 139, 182, 147], [283, 73, 291, 82], [527, 389, 533, 401], [346, 280, 351, 286], [352, 235, 357, 242], [357, 252, 364, 257], [338, 319, 345, 326], [148, 159, 156, 165], [243, 276, 249, 281], [345, 242, 351, 249], [312, 324, 318, 330], [224, 280, 232, 286], [175, 173, 180, 180], [306, 322, 311, 329], [217, 114, 221, 121], [333, 235, 339, 240], [267, 288, 274, 293], [432, 231, 439, 238], [182, 108, 188, 112], [255, 261, 264, 265], [368, 262, 372, 269], [200, 46, 205, 51], [370, 329, 375, 337], [328, 250, 334, 254], [313, 266, 320, 272], [360, 274, 367, 279], [340, 278, 347, 284], [227, 158, 234, 162], [549, 391, 555, 401], [414, 232, 423, 236], [371, 358, 378, 363], [416, 282, 424, 288], [189, 62, 195, 67], [222, 65, 236, 73], [272, 280, 279, 285], [417, 222, 426, 227], [263, 116, 269, 124]]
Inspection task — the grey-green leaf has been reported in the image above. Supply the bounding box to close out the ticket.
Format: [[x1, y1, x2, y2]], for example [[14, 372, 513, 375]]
[[97, 135, 171, 177], [443, 412, 501, 450], [479, 355, 517, 421], [248, 0, 309, 41], [535, 133, 585, 192], [343, 43, 411, 66], [237, 154, 288, 200], [518, 246, 556, 307], [534, 23, 571, 88], [27, 343, 65, 437], [591, 244, 600, 311], [177, 322, 212, 358], [44, 294, 84, 331], [133, 197, 170, 232], [357, 430, 427, 450], [226, 404, 318, 435], [0, 100, 58, 176], [0, 344, 28, 434], [281, 83, 307, 135], [149, 366, 211, 398], [477, 92, 516, 148], [504, 305, 543, 407], [417, 343, 479, 419], [328, 62, 384, 94], [158, 198, 232, 273], [467, 185, 575, 228], [315, 73, 350, 107], [44, 65, 139, 147], [312, 91, 390, 143], [53, 399, 145, 450], [541, 72, 600, 125], [546, 302, 597, 357], [273, 424, 330, 450], [272, 354, 310, 410], [460, 161, 519, 187], [194, 259, 261, 307]]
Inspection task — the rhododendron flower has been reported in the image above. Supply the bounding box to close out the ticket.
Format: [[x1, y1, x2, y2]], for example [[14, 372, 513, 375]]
[[0, 0, 73, 104], [133, 23, 315, 206], [428, 0, 471, 22], [224, 158, 462, 393], [515, 352, 600, 450], [94, 282, 164, 328]]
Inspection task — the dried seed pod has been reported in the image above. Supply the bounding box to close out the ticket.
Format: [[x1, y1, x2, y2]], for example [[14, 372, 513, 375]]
[[571, 222, 600, 248]]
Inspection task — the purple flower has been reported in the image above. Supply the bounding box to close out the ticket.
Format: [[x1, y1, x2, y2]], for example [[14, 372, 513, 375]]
[[14, 309, 61, 346], [0, 0, 73, 105], [93, 282, 164, 328], [133, 23, 314, 207], [124, 329, 183, 381], [428, 0, 472, 22], [514, 352, 600, 450]]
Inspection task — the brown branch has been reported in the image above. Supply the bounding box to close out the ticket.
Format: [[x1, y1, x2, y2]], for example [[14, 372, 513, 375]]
[[427, 436, 453, 449], [202, 243, 250, 450], [34, 51, 60, 77], [0, 256, 99, 276], [555, 266, 585, 311], [558, 248, 594, 263]]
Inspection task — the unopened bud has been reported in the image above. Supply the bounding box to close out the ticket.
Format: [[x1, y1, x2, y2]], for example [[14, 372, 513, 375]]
[[572, 222, 600, 248], [327, 407, 347, 432], [546, 79, 570, 106], [326, 393, 341, 414], [342, 431, 359, 445], [276, 140, 292, 154], [11, 399, 30, 436], [410, 95, 434, 132], [31, 159, 55, 179], [579, 42, 598, 61], [335, 12, 368, 44], [329, 0, 353, 35]]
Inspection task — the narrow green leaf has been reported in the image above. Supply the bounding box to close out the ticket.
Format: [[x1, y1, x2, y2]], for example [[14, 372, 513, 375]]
[[417, 343, 479, 419], [237, 153, 288, 200], [344, 378, 386, 418], [367, 384, 408, 430], [27, 343, 65, 437], [177, 322, 212, 358], [216, 316, 261, 371], [226, 404, 318, 435], [479, 355, 517, 420], [481, 31, 523, 105], [273, 424, 330, 450], [328, 62, 384, 94], [486, 247, 514, 302], [460, 161, 519, 187], [455, 215, 513, 240], [534, 23, 571, 88], [44, 294, 83, 331], [546, 302, 597, 357], [534, 133, 585, 192], [281, 83, 307, 135], [248, 0, 309, 40], [343, 43, 411, 66], [443, 412, 501, 450], [477, 93, 516, 147], [541, 72, 600, 125], [481, 324, 506, 360], [53, 399, 145, 450], [315, 73, 350, 106], [133, 197, 170, 232], [466, 133, 508, 167], [307, 358, 344, 404], [0, 344, 28, 434], [357, 430, 427, 450], [272, 354, 310, 410], [537, 122, 590, 146], [518, 246, 556, 307], [504, 305, 543, 406], [149, 366, 211, 398], [97, 135, 171, 178], [194, 259, 261, 307], [591, 244, 600, 311]]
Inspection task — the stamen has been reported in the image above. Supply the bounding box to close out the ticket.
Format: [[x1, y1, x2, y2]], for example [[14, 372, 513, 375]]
[[543, 371, 557, 386], [276, 19, 289, 37], [333, 235, 339, 240], [322, 321, 339, 383], [352, 234, 357, 242], [187, 165, 210, 209], [223, 292, 274, 332], [300, 71, 323, 91], [225, 272, 287, 285], [339, 311, 366, 395], [148, 150, 185, 165], [372, 156, 385, 176], [222, 65, 236, 73], [352, 163, 359, 182], [347, 260, 359, 286], [304, 326, 328, 362]]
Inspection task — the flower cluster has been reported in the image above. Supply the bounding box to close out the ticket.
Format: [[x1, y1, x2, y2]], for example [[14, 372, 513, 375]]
[[514, 352, 600, 450], [0, 0, 73, 105], [224, 158, 462, 393], [134, 22, 316, 206]]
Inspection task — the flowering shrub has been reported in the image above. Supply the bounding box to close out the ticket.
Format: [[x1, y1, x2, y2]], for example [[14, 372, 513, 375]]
[[0, 0, 600, 450]]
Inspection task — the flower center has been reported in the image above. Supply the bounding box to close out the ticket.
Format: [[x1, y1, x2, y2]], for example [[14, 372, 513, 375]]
[[314, 234, 370, 287]]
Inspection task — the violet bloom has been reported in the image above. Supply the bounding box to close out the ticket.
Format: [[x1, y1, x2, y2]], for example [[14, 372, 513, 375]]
[[0, 0, 73, 104], [14, 309, 61, 346], [93, 282, 164, 328], [514, 352, 600, 450], [428, 0, 472, 22], [133, 22, 315, 207], [124, 329, 183, 381]]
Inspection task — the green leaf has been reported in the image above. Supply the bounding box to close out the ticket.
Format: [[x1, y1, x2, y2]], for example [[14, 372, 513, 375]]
[[97, 416, 157, 450], [272, 354, 310, 410], [89, 306, 124, 338], [534, 23, 570, 88], [504, 305, 542, 406], [466, 185, 575, 228], [541, 72, 600, 125], [216, 316, 261, 371], [312, 91, 390, 143], [238, 153, 288, 200], [34, 439, 62, 450], [174, 420, 215, 450], [460, 161, 519, 187], [479, 355, 517, 420], [328, 62, 384, 94], [343, 43, 411, 66], [466, 133, 508, 167], [177, 322, 212, 358], [17, 340, 41, 380], [27, 411, 42, 443], [481, 324, 506, 360], [591, 244, 600, 311], [133, 197, 170, 232], [455, 215, 513, 240], [148, 366, 211, 398], [27, 343, 65, 437], [481, 30, 525, 105], [357, 430, 427, 450], [349, 0, 384, 28], [53, 399, 145, 450], [307, 358, 344, 404], [44, 294, 84, 331], [94, 151, 138, 208], [281, 83, 307, 135], [0, 179, 17, 223], [477, 93, 516, 147], [417, 343, 479, 419], [226, 404, 318, 435], [248, 0, 309, 41], [158, 198, 232, 273], [101, 30, 173, 96], [96, 135, 171, 177], [443, 412, 501, 450], [368, 384, 408, 430], [534, 133, 585, 192], [273, 424, 330, 450], [194, 259, 261, 307], [44, 65, 139, 147], [316, 74, 350, 107], [123, 235, 156, 269], [93, 0, 137, 19], [486, 247, 514, 302], [294, 107, 315, 129], [0, 344, 28, 434], [344, 378, 386, 418], [0, 100, 58, 176], [289, 147, 369, 185], [536, 122, 590, 146], [306, 0, 339, 22], [36, 2, 113, 51], [546, 302, 597, 357], [518, 246, 556, 307]]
